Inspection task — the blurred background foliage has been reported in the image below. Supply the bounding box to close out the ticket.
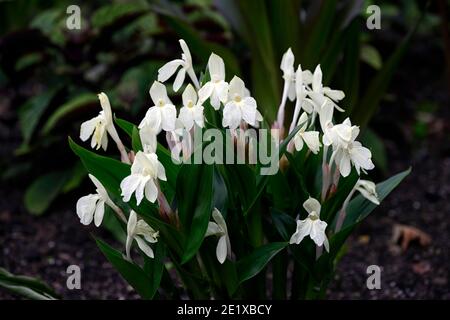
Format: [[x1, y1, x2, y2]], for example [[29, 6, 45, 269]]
[[0, 0, 446, 216]]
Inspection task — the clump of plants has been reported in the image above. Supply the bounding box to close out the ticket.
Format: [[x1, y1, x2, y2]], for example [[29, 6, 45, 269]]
[[71, 40, 409, 299]]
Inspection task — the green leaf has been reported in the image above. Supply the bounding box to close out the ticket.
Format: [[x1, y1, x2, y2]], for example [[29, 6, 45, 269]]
[[143, 242, 166, 298], [18, 87, 60, 145], [24, 171, 70, 215], [92, 3, 147, 29], [42, 93, 97, 135], [0, 268, 58, 300], [236, 242, 288, 283], [115, 118, 135, 137], [177, 163, 214, 264], [95, 238, 154, 299], [69, 137, 130, 196], [342, 168, 411, 229], [131, 126, 143, 152]]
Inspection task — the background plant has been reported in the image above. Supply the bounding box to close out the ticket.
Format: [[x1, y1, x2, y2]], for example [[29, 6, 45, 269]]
[[0, 0, 430, 216]]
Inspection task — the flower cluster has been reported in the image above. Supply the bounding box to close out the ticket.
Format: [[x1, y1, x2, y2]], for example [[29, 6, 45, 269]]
[[75, 40, 380, 263]]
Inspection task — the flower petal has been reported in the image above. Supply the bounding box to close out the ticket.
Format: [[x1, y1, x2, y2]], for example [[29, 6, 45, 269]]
[[303, 197, 321, 215], [158, 59, 183, 82]]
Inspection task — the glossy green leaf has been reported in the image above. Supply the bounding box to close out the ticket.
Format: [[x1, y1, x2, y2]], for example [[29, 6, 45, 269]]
[[0, 268, 58, 300], [42, 93, 97, 135], [237, 242, 288, 283], [342, 168, 412, 228], [176, 163, 214, 264], [96, 238, 154, 299]]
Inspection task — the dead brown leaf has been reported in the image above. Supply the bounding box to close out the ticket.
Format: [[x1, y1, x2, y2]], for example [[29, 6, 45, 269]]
[[391, 224, 431, 251]]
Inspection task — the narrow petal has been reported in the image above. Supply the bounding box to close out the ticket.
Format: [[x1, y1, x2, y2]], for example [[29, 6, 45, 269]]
[[312, 65, 323, 92], [339, 153, 352, 177], [208, 53, 225, 81], [198, 82, 214, 103], [158, 59, 183, 82], [216, 236, 227, 264], [94, 200, 105, 227], [173, 68, 186, 92], [135, 237, 154, 258], [144, 179, 158, 203]]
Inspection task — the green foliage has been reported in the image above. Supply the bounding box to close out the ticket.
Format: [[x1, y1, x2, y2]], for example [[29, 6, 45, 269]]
[[0, 267, 58, 300]]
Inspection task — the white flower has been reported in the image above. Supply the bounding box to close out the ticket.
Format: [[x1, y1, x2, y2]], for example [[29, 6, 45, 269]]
[[140, 81, 177, 132], [290, 197, 329, 252], [333, 140, 375, 177], [205, 208, 231, 264], [198, 53, 229, 110], [126, 210, 159, 260], [179, 84, 204, 130], [308, 65, 345, 112], [222, 76, 262, 129], [280, 48, 296, 101], [293, 113, 321, 154], [80, 92, 121, 151], [323, 118, 359, 149], [355, 179, 380, 205], [325, 118, 375, 177], [157, 39, 199, 91], [120, 151, 167, 205], [76, 174, 117, 227], [276, 48, 296, 128]]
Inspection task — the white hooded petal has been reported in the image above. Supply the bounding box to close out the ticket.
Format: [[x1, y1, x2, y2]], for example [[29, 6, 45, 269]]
[[228, 76, 246, 100], [312, 64, 323, 92], [216, 235, 227, 264], [158, 59, 183, 82], [149, 81, 170, 105], [301, 131, 321, 154], [182, 84, 198, 107], [208, 53, 225, 81], [280, 48, 294, 76], [98, 92, 113, 124], [303, 197, 321, 216], [212, 208, 227, 234], [179, 39, 192, 65]]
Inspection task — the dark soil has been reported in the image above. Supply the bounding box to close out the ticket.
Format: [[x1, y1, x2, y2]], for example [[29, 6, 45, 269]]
[[1, 35, 449, 299]]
